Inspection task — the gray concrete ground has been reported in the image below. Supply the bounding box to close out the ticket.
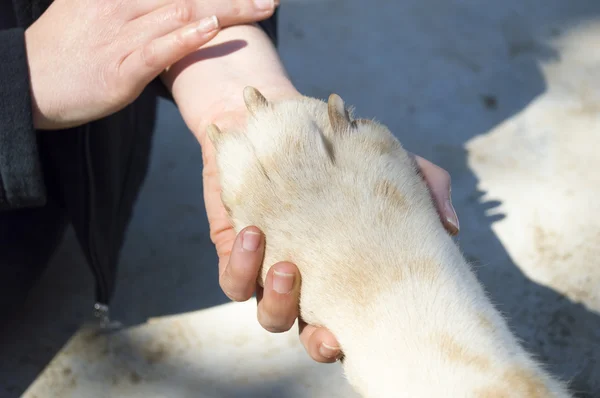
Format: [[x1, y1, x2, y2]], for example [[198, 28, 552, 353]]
[[2, 0, 600, 396]]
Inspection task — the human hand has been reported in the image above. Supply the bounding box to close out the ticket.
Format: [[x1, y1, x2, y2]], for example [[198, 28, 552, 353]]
[[24, 0, 279, 130], [196, 91, 460, 364]]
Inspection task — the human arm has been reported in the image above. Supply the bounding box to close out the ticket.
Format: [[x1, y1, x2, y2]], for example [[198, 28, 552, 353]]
[[149, 7, 281, 103], [0, 0, 278, 212], [161, 22, 460, 362]]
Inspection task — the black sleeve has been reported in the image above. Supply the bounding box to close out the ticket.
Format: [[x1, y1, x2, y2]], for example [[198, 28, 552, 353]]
[[0, 28, 47, 211], [149, 9, 280, 101]]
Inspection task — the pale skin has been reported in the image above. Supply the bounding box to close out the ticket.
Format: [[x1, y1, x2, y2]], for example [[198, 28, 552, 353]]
[[24, 0, 282, 129], [23, 0, 459, 363]]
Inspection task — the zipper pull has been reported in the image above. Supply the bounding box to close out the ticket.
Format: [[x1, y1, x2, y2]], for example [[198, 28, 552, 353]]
[[93, 302, 122, 331]]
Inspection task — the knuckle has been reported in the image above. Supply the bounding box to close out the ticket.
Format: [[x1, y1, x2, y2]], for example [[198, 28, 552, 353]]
[[217, 247, 232, 263], [140, 42, 157, 68], [88, 1, 118, 20], [227, 4, 243, 18], [233, 5, 243, 17], [100, 65, 127, 104], [100, 64, 117, 90], [173, 0, 195, 24], [171, 31, 187, 49]]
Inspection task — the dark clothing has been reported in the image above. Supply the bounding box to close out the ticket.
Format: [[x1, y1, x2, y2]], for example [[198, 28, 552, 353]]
[[0, 0, 278, 319]]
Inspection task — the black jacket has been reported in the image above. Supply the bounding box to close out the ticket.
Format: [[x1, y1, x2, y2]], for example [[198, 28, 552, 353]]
[[0, 0, 278, 315]]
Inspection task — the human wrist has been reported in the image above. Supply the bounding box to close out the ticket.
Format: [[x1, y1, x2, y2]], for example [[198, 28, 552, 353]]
[[161, 23, 300, 143], [195, 82, 301, 144]]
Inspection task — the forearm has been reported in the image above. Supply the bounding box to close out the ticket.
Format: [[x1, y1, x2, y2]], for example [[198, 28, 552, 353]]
[[160, 23, 299, 141]]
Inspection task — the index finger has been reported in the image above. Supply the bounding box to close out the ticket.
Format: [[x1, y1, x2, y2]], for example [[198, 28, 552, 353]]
[[128, 0, 279, 25]]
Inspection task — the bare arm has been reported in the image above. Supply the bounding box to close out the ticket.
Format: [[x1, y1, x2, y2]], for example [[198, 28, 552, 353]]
[[161, 23, 299, 143]]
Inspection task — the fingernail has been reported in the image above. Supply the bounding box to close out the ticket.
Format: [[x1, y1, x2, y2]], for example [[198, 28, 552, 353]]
[[272, 270, 294, 294], [319, 343, 341, 359], [445, 199, 460, 234], [254, 0, 275, 11], [242, 230, 261, 252], [196, 15, 219, 33]]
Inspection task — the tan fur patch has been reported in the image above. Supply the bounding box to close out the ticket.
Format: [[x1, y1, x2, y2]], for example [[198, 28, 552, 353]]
[[369, 136, 401, 156], [283, 134, 304, 154], [370, 139, 395, 156], [474, 386, 509, 398], [502, 368, 550, 398], [374, 179, 406, 208], [436, 332, 491, 371], [256, 156, 276, 180], [332, 251, 405, 313], [339, 267, 376, 305], [474, 368, 551, 398]]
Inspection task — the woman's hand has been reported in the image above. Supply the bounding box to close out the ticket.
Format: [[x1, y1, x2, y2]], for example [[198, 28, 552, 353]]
[[24, 0, 278, 130]]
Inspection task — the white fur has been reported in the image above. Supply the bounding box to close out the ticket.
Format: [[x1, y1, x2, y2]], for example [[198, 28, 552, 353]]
[[207, 88, 572, 398]]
